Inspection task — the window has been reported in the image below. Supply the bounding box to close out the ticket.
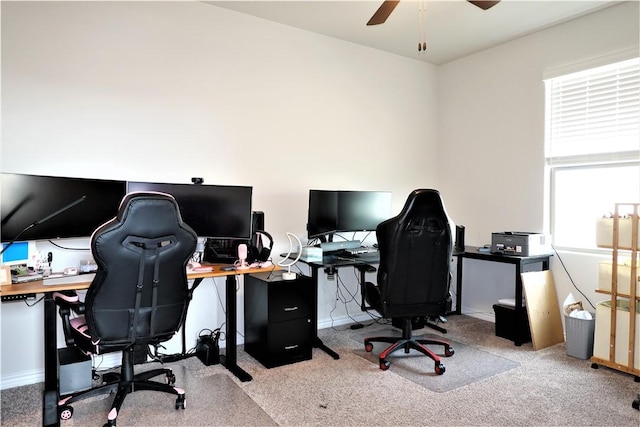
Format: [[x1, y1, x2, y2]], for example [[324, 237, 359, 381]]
[[545, 57, 640, 250]]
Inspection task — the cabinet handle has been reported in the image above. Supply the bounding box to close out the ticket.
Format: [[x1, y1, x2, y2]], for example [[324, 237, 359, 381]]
[[283, 306, 299, 312], [284, 344, 299, 350]]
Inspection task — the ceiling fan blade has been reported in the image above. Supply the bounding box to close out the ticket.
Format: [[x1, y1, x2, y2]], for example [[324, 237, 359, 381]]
[[468, 1, 500, 10], [367, 1, 401, 26]]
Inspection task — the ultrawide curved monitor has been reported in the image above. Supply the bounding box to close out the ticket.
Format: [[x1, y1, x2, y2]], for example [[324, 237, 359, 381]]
[[1, 173, 126, 243], [126, 181, 253, 240]]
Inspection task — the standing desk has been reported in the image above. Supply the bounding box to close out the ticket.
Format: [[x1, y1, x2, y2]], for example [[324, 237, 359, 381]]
[[0, 264, 268, 427], [296, 252, 382, 360], [453, 246, 552, 345]]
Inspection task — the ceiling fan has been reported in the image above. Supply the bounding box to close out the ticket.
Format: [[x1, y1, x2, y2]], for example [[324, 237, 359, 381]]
[[367, 1, 500, 26]]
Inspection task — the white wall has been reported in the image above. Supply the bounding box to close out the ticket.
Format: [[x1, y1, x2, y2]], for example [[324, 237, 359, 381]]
[[438, 1, 639, 317], [0, 1, 438, 387], [1, 1, 638, 388]]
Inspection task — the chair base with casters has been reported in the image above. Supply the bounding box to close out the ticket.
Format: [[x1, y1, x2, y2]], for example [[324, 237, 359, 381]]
[[364, 317, 454, 375], [57, 346, 186, 427]]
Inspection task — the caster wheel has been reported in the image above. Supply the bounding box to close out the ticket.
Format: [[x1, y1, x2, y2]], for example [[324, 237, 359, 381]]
[[379, 360, 390, 371], [435, 363, 445, 375], [365, 343, 374, 353], [166, 373, 176, 385], [58, 405, 74, 421], [175, 395, 186, 410], [591, 363, 599, 369], [445, 347, 455, 357]]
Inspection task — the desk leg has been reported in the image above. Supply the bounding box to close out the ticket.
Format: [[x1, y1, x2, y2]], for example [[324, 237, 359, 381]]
[[455, 256, 463, 315], [310, 267, 339, 360], [42, 292, 59, 427], [220, 275, 252, 382]]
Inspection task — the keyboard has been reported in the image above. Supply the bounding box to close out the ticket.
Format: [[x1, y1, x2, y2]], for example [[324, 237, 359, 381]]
[[351, 252, 380, 261], [344, 246, 378, 255]]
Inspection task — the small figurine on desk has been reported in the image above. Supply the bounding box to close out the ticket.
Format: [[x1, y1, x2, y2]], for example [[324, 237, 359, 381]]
[[278, 232, 302, 280]]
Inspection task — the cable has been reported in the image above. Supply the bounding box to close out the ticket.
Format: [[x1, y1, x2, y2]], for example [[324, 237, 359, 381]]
[[46, 240, 90, 251], [551, 244, 596, 310]]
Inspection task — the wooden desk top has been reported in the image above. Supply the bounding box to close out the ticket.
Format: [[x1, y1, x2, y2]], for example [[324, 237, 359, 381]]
[[1, 264, 280, 296]]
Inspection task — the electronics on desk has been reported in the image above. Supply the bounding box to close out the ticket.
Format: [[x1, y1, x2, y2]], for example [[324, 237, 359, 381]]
[[300, 246, 322, 262], [306, 189, 392, 240], [319, 240, 361, 252], [11, 271, 43, 284], [1, 173, 126, 243], [455, 225, 465, 251], [491, 232, 552, 256], [202, 211, 265, 264]]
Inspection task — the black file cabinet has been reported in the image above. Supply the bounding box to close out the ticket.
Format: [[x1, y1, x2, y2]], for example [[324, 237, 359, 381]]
[[244, 271, 313, 368]]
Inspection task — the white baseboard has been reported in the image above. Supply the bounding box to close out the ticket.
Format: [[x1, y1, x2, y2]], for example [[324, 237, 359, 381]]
[[1, 369, 43, 390], [461, 306, 495, 323], [1, 352, 122, 390]]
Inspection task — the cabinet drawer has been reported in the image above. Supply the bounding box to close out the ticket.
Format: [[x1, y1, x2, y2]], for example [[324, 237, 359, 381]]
[[265, 318, 312, 366], [268, 282, 312, 323]]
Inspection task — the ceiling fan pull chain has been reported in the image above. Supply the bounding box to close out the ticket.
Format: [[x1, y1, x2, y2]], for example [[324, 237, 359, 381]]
[[417, 0, 427, 52]]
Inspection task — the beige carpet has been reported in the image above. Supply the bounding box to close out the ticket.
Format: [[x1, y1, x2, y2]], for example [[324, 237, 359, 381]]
[[3, 315, 639, 426], [1, 358, 276, 427], [351, 328, 519, 392]]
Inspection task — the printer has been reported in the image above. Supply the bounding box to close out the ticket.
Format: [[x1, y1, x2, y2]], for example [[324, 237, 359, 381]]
[[491, 232, 552, 256]]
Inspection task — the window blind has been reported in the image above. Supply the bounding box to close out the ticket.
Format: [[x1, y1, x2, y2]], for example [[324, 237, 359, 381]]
[[546, 57, 640, 159]]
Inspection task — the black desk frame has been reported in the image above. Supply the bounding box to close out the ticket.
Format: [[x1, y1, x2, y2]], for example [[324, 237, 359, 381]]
[[299, 254, 384, 360], [189, 275, 252, 382], [36, 269, 253, 427], [453, 246, 551, 346]]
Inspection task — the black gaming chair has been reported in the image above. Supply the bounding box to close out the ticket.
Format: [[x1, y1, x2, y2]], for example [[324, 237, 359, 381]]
[[53, 192, 197, 426], [363, 189, 455, 374]]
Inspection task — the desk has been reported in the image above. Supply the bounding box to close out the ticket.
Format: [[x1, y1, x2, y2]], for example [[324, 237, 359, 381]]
[[296, 252, 382, 359], [453, 246, 552, 345], [1, 264, 269, 427]]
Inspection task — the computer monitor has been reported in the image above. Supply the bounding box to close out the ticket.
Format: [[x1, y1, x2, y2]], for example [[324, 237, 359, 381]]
[[307, 190, 392, 239], [126, 182, 253, 240], [1, 173, 127, 243], [0, 241, 30, 266]]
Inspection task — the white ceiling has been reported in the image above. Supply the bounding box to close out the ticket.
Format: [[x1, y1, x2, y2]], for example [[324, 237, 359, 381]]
[[207, 0, 621, 65]]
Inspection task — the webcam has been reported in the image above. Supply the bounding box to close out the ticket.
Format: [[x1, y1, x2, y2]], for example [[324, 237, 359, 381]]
[[191, 177, 204, 185]]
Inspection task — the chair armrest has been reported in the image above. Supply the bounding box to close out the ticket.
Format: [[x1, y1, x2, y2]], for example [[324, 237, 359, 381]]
[[52, 290, 85, 314], [53, 291, 86, 346]]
